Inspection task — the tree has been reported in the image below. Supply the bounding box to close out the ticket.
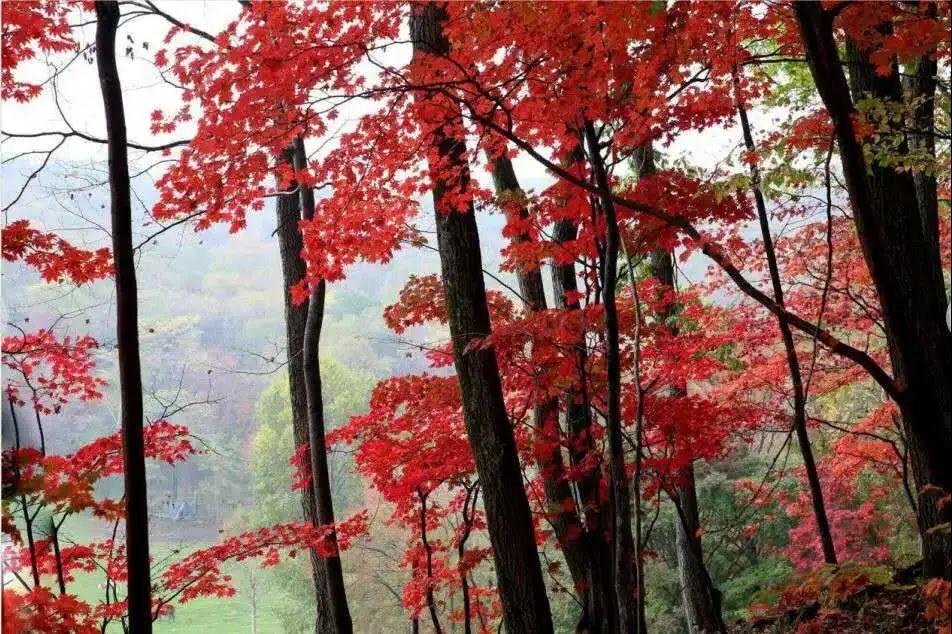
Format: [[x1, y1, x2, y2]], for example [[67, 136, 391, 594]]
[[409, 5, 554, 631], [636, 143, 726, 634], [5, 1, 951, 629], [94, 2, 152, 628], [735, 98, 837, 566], [489, 152, 608, 631], [274, 145, 335, 632], [296, 137, 355, 633], [794, 0, 951, 578]]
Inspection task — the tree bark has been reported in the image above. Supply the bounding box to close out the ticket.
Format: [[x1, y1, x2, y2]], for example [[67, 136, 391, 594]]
[[95, 2, 152, 628], [294, 139, 354, 632], [459, 485, 477, 634], [410, 5, 554, 631], [418, 491, 444, 634], [634, 145, 726, 633], [736, 103, 838, 566], [274, 146, 336, 633], [551, 219, 617, 634], [490, 154, 602, 631], [582, 119, 644, 633], [795, 2, 952, 578], [648, 250, 725, 634], [901, 3, 940, 262]]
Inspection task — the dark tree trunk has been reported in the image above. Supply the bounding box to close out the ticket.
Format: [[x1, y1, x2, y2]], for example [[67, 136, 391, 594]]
[[490, 155, 601, 630], [293, 139, 354, 632], [649, 253, 725, 634], [6, 400, 41, 589], [902, 3, 940, 261], [418, 492, 444, 634], [670, 466, 722, 634], [551, 216, 617, 634], [582, 119, 644, 633], [459, 485, 477, 634], [736, 104, 838, 566], [796, 2, 952, 578], [95, 2, 152, 628], [273, 146, 335, 633], [410, 6, 554, 631], [635, 146, 725, 633]]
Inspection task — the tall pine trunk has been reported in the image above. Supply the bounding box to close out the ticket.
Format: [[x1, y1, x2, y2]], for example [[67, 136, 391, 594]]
[[410, 5, 554, 631], [293, 139, 354, 632], [95, 2, 152, 629], [273, 146, 336, 633], [795, 2, 952, 578]]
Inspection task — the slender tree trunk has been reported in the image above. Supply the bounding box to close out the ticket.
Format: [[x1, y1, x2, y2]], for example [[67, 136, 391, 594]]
[[459, 485, 477, 634], [671, 467, 720, 634], [582, 119, 644, 633], [736, 103, 838, 566], [95, 2, 152, 628], [549, 145, 614, 623], [292, 139, 354, 632], [419, 491, 444, 634], [634, 145, 726, 633], [7, 399, 40, 588], [551, 218, 617, 634], [250, 568, 258, 634], [489, 154, 596, 628], [410, 6, 554, 631], [796, 2, 952, 578], [49, 517, 67, 595], [274, 146, 335, 633]]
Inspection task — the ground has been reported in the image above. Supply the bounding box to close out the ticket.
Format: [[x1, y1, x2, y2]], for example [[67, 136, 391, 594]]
[[730, 583, 939, 633], [57, 514, 290, 632]]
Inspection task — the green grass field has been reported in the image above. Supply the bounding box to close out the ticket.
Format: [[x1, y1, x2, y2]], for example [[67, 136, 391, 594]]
[[16, 515, 294, 632], [60, 543, 288, 632]]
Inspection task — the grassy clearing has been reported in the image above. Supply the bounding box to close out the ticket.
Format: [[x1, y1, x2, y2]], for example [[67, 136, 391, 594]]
[[63, 544, 288, 632], [15, 515, 292, 632]]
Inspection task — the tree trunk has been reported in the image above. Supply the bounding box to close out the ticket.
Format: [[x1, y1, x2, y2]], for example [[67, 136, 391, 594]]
[[671, 466, 723, 634], [410, 5, 554, 631], [551, 218, 617, 634], [901, 3, 940, 261], [634, 145, 726, 633], [250, 568, 258, 634], [489, 154, 595, 620], [419, 492, 444, 634], [648, 251, 725, 633], [294, 139, 354, 632], [795, 2, 952, 578], [582, 119, 644, 632], [274, 146, 336, 633], [736, 103, 838, 566], [95, 2, 152, 628]]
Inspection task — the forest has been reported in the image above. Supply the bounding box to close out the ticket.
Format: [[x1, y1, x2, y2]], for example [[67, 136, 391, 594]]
[[1, 1, 950, 632]]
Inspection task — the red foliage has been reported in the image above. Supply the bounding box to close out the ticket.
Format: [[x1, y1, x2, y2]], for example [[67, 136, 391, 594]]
[[2, 220, 112, 285], [0, 1, 74, 102], [2, 329, 106, 414], [5, 0, 950, 627]]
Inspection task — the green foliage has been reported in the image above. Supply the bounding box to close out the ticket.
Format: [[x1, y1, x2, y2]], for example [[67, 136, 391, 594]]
[[239, 359, 375, 632]]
